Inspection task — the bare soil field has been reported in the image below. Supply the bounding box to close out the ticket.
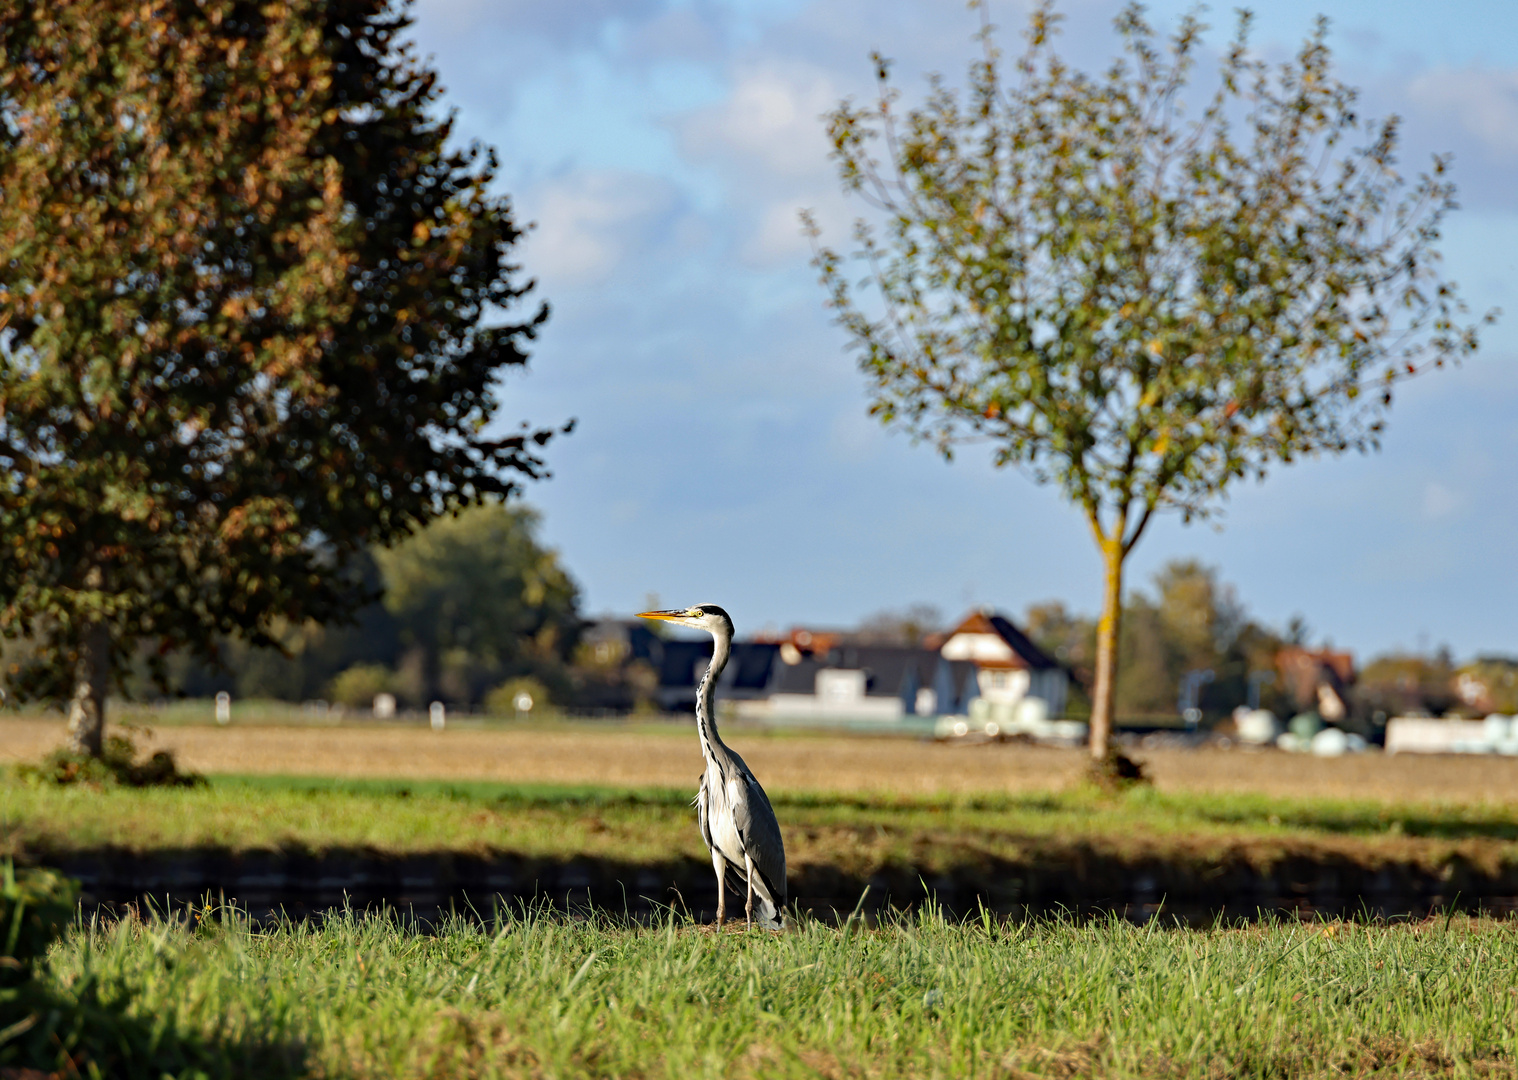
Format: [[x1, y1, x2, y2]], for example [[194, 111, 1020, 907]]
[[5, 715, 1518, 803]]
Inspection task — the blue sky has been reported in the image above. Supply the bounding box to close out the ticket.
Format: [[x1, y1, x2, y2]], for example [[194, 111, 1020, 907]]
[[408, 0, 1517, 660]]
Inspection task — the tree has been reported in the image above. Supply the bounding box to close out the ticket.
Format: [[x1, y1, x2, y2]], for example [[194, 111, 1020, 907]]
[[1357, 652, 1458, 719], [0, 0, 559, 754], [373, 502, 580, 705], [1115, 559, 1261, 718], [854, 603, 944, 645], [1027, 558, 1289, 721], [805, 1, 1494, 769]]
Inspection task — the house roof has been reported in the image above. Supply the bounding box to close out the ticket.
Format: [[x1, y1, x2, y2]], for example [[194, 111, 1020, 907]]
[[810, 645, 941, 698], [769, 645, 981, 711], [940, 609, 1058, 670], [653, 639, 781, 692]]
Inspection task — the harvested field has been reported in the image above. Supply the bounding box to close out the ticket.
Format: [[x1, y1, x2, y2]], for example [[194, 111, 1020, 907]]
[[5, 714, 1518, 803]]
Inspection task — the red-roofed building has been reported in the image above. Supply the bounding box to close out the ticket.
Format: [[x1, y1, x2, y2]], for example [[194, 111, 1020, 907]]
[[939, 609, 1068, 717]]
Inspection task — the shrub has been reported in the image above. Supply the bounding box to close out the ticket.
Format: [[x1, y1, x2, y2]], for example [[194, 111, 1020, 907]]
[[327, 664, 397, 709], [484, 676, 551, 717], [18, 732, 203, 789]]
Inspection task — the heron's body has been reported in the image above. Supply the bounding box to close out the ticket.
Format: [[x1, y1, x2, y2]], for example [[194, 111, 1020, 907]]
[[640, 604, 786, 929]]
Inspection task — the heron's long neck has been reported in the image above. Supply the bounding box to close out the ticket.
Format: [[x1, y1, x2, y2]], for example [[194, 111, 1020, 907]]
[[696, 631, 731, 759]]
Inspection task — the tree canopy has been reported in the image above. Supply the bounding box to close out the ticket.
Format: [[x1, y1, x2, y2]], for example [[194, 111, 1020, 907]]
[[0, 0, 559, 753], [806, 1, 1494, 768], [374, 502, 581, 705], [165, 502, 582, 709]]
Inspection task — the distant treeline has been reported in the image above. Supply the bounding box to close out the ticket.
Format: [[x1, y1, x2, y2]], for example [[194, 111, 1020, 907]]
[[31, 508, 1502, 721], [1015, 563, 1513, 723], [155, 503, 584, 711]]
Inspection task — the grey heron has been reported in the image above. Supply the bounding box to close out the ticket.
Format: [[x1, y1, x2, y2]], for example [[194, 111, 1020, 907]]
[[638, 604, 786, 929]]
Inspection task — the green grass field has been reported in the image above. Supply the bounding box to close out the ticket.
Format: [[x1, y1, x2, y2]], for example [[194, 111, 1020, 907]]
[[5, 771, 1518, 877], [6, 760, 1518, 1076], [10, 904, 1518, 1078]]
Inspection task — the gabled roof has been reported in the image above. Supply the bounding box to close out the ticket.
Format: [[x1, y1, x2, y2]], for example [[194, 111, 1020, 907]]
[[940, 609, 1058, 670]]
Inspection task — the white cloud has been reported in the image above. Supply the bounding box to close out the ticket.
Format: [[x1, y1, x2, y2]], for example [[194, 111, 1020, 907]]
[[415, 0, 667, 47], [675, 62, 856, 264], [1421, 480, 1466, 520], [523, 171, 685, 283], [682, 63, 840, 180], [1406, 66, 1518, 160]]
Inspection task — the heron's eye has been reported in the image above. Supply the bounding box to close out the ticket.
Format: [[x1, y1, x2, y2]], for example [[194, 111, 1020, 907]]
[[686, 608, 701, 617]]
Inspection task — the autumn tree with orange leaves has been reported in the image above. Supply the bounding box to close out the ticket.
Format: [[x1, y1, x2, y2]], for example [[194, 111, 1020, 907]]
[[806, 2, 1494, 778], [0, 0, 559, 757]]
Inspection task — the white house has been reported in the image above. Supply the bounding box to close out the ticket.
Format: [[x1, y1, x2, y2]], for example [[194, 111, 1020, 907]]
[[939, 609, 1069, 718]]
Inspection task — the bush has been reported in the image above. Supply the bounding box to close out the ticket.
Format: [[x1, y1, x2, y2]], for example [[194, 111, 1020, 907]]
[[484, 676, 551, 717], [327, 664, 397, 709], [19, 732, 203, 789]]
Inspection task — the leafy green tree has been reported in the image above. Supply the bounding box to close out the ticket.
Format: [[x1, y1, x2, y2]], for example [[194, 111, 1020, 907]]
[[855, 603, 944, 645], [806, 2, 1493, 768], [1118, 559, 1260, 717], [1357, 652, 1457, 718], [1030, 559, 1289, 722], [0, 0, 557, 755], [374, 502, 580, 705]]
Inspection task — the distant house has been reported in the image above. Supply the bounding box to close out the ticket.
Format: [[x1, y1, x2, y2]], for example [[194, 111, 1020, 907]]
[[939, 609, 1068, 718], [751, 644, 980, 721], [641, 607, 1066, 722], [1276, 646, 1356, 720]]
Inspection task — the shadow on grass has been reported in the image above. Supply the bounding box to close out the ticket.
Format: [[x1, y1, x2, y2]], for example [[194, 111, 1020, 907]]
[[2, 975, 311, 1079], [1177, 797, 1518, 842], [1, 864, 309, 1079]]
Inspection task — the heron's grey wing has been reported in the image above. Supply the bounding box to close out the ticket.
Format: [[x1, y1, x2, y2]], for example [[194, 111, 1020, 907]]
[[731, 766, 786, 905], [695, 773, 714, 853]]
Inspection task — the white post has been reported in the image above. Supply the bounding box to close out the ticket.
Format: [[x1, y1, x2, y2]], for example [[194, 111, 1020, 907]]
[[429, 701, 446, 731], [513, 691, 533, 722], [215, 691, 231, 725]]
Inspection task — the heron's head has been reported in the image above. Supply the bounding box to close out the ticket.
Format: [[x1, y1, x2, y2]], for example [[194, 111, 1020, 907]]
[[637, 603, 734, 638]]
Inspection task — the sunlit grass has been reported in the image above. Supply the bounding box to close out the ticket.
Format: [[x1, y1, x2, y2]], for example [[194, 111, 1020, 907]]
[[24, 904, 1518, 1078], [4, 772, 1518, 875]]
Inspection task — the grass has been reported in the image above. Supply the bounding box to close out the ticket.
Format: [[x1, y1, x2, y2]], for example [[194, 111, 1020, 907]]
[[5, 772, 1518, 877], [12, 904, 1518, 1078]]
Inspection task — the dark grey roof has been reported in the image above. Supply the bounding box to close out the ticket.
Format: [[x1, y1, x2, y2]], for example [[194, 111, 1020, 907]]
[[814, 645, 941, 699], [652, 639, 783, 711], [651, 640, 987, 714], [772, 657, 825, 695], [729, 643, 783, 691], [987, 614, 1058, 670], [769, 646, 980, 714]]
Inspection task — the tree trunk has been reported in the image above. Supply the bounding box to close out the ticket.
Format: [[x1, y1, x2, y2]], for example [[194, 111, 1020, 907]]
[[1088, 539, 1124, 762], [66, 623, 111, 758]]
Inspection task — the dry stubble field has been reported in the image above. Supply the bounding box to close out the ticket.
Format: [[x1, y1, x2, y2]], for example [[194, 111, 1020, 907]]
[[4, 714, 1518, 803]]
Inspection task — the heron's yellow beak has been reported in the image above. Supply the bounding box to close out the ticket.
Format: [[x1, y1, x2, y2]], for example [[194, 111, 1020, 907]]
[[637, 609, 686, 622]]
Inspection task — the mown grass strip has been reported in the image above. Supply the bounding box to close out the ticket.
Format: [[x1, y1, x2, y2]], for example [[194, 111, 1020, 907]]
[[15, 907, 1518, 1078], [5, 771, 1518, 878]]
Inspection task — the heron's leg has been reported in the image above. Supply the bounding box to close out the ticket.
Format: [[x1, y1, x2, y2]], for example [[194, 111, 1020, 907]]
[[743, 852, 755, 929], [712, 850, 727, 927]]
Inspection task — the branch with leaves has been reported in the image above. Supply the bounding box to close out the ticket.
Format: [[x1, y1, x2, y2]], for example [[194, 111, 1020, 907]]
[[804, 0, 1495, 765]]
